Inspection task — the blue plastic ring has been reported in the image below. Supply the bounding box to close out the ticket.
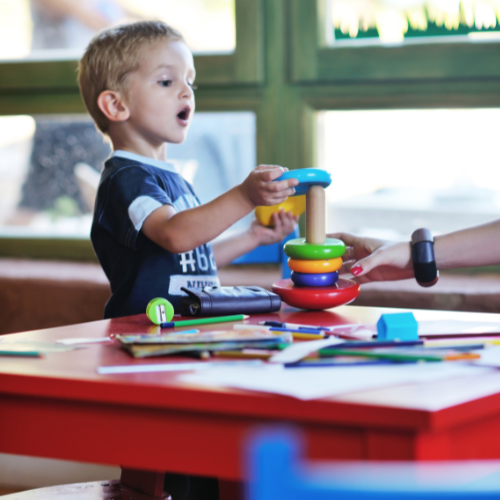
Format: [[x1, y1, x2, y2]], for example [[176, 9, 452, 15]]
[[290, 271, 339, 287], [276, 168, 332, 196]]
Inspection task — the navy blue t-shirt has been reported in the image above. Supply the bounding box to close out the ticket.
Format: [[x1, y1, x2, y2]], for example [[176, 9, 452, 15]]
[[91, 151, 220, 318]]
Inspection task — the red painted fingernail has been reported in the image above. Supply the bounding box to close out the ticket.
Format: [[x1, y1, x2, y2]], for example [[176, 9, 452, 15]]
[[351, 265, 363, 276]]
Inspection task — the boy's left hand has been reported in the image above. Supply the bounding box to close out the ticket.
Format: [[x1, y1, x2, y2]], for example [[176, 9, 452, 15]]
[[249, 209, 299, 246]]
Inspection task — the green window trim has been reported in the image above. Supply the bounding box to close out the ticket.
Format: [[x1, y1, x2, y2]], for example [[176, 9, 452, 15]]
[[298, 80, 500, 111]]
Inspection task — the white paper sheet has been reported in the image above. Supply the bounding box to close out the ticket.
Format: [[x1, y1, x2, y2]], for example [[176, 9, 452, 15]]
[[419, 321, 500, 336], [473, 346, 500, 367], [329, 320, 500, 340], [97, 360, 262, 375], [0, 341, 81, 353], [269, 338, 344, 364], [97, 362, 214, 375], [57, 337, 112, 345], [179, 363, 494, 400]]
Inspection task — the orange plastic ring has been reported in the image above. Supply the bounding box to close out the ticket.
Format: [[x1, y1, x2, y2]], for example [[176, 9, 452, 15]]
[[288, 257, 342, 274]]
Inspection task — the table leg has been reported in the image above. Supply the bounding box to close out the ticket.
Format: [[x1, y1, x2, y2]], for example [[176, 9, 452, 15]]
[[121, 468, 242, 499], [219, 479, 242, 500], [120, 468, 170, 498]]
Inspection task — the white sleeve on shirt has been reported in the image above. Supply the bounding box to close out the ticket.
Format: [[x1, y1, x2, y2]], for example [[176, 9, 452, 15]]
[[128, 196, 164, 231]]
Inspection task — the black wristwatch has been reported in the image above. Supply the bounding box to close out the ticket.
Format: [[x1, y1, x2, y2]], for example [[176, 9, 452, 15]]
[[411, 228, 439, 287]]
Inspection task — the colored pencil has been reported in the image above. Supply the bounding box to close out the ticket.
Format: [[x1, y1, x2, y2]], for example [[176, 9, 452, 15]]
[[0, 350, 41, 357], [260, 321, 332, 331], [160, 314, 249, 328], [213, 350, 275, 360], [317, 348, 480, 362], [291, 332, 326, 340], [285, 359, 394, 368]]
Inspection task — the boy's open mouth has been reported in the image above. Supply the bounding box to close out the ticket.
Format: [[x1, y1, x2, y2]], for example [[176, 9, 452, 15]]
[[177, 106, 191, 123]]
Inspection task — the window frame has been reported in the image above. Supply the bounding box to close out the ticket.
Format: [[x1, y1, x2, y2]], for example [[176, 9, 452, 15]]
[[290, 0, 500, 83]]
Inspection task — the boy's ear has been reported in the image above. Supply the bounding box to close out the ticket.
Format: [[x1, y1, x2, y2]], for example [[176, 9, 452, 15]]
[[97, 90, 130, 123]]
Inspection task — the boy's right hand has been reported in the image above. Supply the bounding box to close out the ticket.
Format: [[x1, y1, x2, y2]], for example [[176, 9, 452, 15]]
[[239, 165, 299, 207]]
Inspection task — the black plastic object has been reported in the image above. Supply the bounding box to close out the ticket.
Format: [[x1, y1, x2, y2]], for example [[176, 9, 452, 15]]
[[411, 228, 439, 287], [179, 285, 281, 317]]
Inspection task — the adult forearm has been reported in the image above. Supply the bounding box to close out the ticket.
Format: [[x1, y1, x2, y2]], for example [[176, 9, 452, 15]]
[[435, 219, 500, 270]]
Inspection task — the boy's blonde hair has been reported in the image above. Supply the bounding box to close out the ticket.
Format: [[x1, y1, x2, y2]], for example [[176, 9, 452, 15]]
[[78, 21, 184, 134]]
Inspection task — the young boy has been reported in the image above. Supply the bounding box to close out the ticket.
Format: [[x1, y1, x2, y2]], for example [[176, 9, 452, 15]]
[[78, 21, 299, 319]]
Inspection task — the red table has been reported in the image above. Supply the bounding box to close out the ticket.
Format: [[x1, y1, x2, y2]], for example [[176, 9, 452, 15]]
[[2, 305, 500, 497]]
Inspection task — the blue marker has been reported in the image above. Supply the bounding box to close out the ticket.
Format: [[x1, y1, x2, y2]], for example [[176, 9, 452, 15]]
[[260, 321, 331, 332], [269, 327, 326, 335]]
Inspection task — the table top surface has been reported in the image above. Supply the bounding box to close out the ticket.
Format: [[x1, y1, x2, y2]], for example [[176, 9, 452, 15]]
[[3, 304, 500, 433]]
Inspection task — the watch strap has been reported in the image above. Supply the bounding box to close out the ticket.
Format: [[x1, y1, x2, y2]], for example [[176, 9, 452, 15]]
[[411, 228, 439, 287]]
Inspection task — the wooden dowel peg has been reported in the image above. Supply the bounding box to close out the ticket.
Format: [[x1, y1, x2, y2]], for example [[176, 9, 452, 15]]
[[306, 185, 326, 244]]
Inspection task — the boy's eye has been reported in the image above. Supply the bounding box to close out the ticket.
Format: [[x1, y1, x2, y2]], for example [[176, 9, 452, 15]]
[[159, 80, 172, 87], [189, 83, 198, 90]]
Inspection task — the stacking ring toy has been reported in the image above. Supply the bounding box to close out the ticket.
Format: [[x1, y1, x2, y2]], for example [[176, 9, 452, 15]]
[[284, 238, 345, 260], [146, 297, 174, 325], [288, 257, 342, 274], [270, 168, 357, 310], [276, 168, 332, 197], [272, 278, 360, 310], [291, 271, 339, 287], [255, 195, 306, 227]]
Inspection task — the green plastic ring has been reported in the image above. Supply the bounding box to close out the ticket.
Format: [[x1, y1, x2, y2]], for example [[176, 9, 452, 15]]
[[284, 238, 346, 260], [146, 297, 174, 325]]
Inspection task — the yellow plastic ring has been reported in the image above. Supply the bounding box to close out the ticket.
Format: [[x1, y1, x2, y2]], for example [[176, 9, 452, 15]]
[[288, 257, 342, 274], [255, 195, 306, 227]]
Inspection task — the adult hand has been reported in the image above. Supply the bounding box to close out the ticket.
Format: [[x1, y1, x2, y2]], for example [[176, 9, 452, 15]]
[[328, 232, 414, 283], [249, 209, 299, 246], [239, 165, 298, 207]]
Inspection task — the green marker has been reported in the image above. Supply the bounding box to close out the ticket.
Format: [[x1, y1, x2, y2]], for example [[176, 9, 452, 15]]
[[318, 348, 476, 363], [160, 314, 249, 328], [0, 350, 41, 357]]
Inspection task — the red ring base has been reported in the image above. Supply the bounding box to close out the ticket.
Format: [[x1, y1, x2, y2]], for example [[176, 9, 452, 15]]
[[272, 278, 360, 310]]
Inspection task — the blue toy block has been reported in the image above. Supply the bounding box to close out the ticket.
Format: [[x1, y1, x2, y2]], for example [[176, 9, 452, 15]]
[[232, 226, 299, 279], [246, 428, 500, 500], [377, 312, 419, 341]]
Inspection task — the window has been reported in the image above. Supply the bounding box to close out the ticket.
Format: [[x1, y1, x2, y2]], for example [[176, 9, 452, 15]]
[[0, 0, 263, 108], [318, 108, 500, 239], [0, 115, 108, 237], [168, 112, 256, 206], [0, 0, 235, 61], [0, 112, 255, 238], [324, 0, 500, 45]]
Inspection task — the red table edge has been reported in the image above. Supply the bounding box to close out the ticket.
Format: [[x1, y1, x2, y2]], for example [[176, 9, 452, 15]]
[[3, 370, 500, 433]]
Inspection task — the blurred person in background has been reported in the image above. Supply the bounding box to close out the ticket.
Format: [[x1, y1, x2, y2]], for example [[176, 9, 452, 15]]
[[11, 0, 130, 224]]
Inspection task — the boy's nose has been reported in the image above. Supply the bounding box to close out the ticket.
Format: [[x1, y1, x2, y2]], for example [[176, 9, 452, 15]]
[[180, 82, 194, 98]]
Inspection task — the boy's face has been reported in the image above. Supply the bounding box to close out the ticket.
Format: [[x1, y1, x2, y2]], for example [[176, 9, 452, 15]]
[[124, 39, 196, 145]]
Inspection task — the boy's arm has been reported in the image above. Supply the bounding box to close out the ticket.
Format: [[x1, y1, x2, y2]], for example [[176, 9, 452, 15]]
[[141, 166, 297, 254], [212, 210, 299, 268]]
